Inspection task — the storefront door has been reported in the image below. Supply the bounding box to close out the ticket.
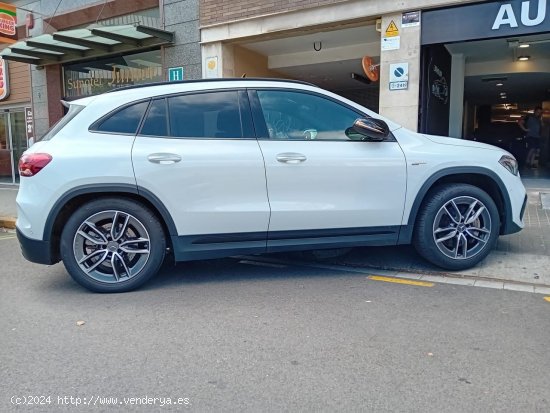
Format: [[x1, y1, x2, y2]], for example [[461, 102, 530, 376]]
[[0, 110, 27, 184]]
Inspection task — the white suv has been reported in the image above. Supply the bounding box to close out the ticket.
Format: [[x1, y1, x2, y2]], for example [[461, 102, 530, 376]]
[[16, 79, 527, 292]]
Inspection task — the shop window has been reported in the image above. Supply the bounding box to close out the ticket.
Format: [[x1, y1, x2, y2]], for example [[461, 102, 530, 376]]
[[167, 91, 242, 139], [95, 101, 149, 135], [140, 98, 168, 136], [256, 90, 361, 141]]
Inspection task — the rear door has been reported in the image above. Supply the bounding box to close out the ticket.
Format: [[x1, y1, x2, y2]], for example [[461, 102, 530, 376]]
[[131, 90, 270, 259]]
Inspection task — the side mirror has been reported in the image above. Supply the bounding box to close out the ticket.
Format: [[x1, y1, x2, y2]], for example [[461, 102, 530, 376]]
[[349, 118, 390, 141]]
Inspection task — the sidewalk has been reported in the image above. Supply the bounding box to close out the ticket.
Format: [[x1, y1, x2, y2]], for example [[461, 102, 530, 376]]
[[0, 184, 17, 229], [1, 179, 549, 286]]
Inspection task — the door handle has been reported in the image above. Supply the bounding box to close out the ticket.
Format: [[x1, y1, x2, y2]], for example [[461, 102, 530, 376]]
[[147, 153, 182, 164], [276, 153, 307, 164]]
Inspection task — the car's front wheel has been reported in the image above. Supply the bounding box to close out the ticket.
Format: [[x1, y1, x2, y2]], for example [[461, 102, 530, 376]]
[[413, 184, 500, 270], [60, 198, 166, 293]]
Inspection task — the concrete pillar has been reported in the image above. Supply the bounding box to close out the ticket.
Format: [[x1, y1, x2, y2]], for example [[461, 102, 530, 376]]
[[378, 13, 421, 131], [201, 42, 235, 78], [162, 0, 201, 80], [449, 53, 465, 138]]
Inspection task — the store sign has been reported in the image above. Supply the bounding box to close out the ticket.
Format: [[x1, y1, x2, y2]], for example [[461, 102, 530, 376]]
[[493, 0, 546, 30], [422, 0, 550, 45], [25, 107, 33, 146], [63, 50, 163, 98], [0, 57, 8, 100], [0, 2, 17, 44]]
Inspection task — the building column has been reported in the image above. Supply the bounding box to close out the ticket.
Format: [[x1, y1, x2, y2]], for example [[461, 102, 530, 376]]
[[201, 42, 235, 78], [449, 53, 465, 138], [162, 0, 201, 80], [378, 13, 421, 131]]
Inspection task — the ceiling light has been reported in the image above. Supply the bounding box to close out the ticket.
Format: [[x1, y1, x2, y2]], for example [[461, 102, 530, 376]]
[[518, 56, 530, 61], [518, 43, 530, 48], [496, 83, 504, 87], [482, 77, 507, 83], [500, 92, 507, 96], [501, 95, 507, 99]]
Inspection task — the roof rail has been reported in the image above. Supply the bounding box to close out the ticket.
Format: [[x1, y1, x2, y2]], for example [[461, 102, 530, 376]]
[[106, 77, 317, 93]]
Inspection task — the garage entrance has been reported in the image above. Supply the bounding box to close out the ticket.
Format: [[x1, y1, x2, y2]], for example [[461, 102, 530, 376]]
[[448, 34, 550, 175], [421, 0, 550, 176], [232, 23, 381, 111]]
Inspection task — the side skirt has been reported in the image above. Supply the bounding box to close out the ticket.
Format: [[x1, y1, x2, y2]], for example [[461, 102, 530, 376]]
[[172, 226, 403, 262]]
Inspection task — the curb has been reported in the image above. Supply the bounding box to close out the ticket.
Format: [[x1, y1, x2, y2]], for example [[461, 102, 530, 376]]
[[236, 255, 550, 291], [334, 262, 550, 289], [0, 216, 16, 230]]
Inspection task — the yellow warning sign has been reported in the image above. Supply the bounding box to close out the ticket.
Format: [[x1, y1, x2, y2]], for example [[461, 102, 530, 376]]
[[385, 20, 399, 37]]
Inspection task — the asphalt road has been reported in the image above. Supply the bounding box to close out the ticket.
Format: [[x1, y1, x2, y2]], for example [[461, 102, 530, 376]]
[[1, 233, 549, 412]]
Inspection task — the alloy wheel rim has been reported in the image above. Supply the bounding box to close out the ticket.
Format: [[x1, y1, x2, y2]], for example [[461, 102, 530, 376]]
[[432, 196, 492, 260], [73, 210, 150, 283]]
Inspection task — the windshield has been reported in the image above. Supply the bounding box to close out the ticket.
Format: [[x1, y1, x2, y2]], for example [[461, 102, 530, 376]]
[[38, 104, 84, 142]]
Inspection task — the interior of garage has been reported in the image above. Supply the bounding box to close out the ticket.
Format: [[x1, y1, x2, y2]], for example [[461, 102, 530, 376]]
[[232, 23, 381, 112], [446, 33, 550, 175]]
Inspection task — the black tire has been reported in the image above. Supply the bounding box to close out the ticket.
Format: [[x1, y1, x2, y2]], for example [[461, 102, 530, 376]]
[[413, 184, 500, 270], [60, 198, 166, 293]]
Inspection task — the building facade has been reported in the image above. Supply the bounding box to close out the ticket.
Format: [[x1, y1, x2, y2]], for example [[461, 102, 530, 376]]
[[0, 0, 201, 184], [199, 0, 549, 167]]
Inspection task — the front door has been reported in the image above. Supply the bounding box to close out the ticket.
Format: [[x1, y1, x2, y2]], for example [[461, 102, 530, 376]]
[[251, 89, 407, 250]]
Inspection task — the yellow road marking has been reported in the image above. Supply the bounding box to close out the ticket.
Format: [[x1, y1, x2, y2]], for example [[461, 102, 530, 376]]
[[544, 297, 550, 303], [368, 275, 434, 287], [0, 236, 16, 241]]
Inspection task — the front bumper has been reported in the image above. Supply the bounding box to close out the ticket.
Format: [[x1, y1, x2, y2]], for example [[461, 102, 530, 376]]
[[502, 194, 527, 235], [16, 228, 57, 265]]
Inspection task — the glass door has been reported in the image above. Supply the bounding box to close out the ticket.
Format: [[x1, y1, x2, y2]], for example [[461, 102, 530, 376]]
[[0, 113, 12, 184], [0, 110, 28, 184], [10, 111, 26, 183]]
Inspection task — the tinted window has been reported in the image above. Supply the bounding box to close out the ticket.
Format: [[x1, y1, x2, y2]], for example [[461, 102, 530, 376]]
[[257, 90, 360, 141], [96, 101, 149, 134], [140, 98, 168, 136], [168, 91, 242, 138]]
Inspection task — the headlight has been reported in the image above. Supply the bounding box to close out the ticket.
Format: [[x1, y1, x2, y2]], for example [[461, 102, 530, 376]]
[[499, 155, 518, 176]]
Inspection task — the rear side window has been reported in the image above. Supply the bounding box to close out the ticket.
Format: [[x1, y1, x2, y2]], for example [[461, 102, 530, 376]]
[[95, 100, 149, 134], [167, 91, 242, 138], [140, 98, 168, 136], [39, 104, 84, 142]]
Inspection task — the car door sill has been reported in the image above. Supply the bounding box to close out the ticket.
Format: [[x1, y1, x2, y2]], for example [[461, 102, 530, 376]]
[[172, 226, 402, 261]]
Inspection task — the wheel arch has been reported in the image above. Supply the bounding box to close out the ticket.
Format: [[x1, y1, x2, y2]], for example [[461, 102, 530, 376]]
[[398, 167, 512, 244], [44, 184, 177, 262]]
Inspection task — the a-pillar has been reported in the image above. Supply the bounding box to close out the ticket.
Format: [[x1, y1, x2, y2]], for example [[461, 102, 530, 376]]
[[379, 13, 421, 131]]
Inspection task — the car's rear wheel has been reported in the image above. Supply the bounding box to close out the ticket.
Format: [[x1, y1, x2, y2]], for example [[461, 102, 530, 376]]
[[60, 198, 166, 293], [413, 184, 499, 270]]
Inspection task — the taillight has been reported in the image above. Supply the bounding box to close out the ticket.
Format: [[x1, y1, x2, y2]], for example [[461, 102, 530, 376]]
[[18, 153, 53, 177]]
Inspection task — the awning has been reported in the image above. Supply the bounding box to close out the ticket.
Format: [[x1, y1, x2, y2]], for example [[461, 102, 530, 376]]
[[0, 24, 173, 66]]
